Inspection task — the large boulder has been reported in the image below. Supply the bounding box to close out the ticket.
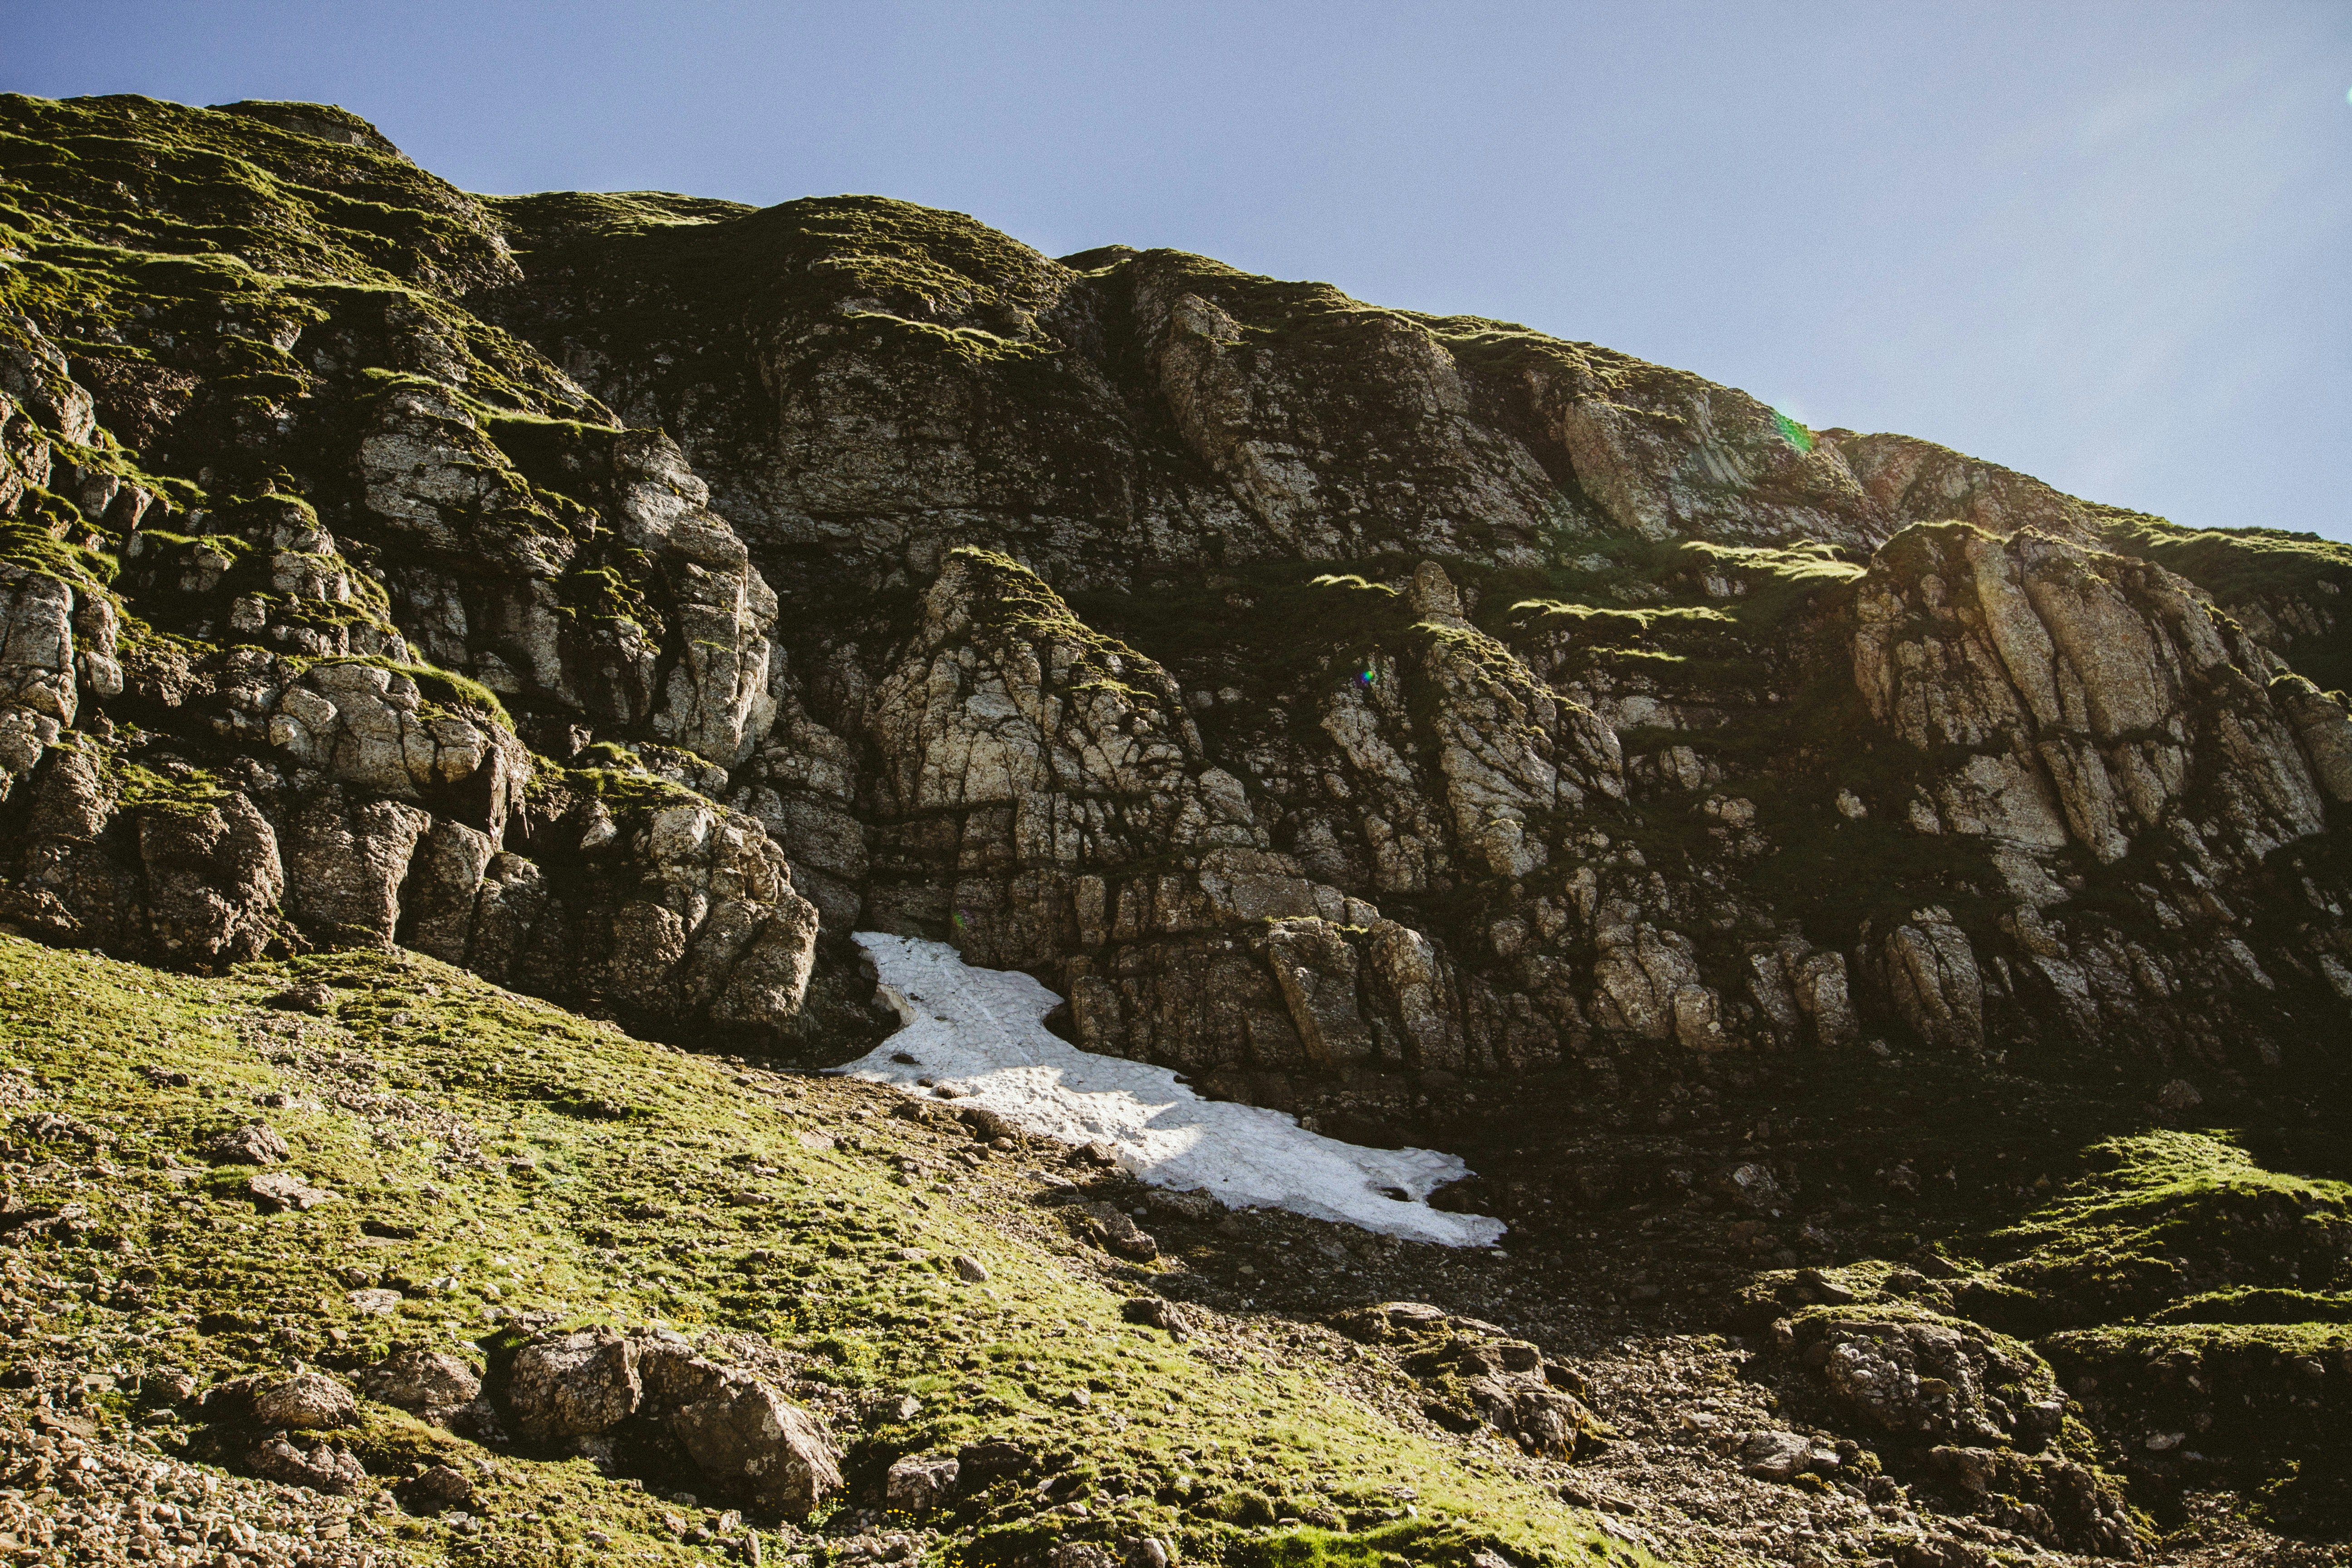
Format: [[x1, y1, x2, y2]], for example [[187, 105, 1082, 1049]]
[[1794, 1309, 2060, 1450], [666, 1371, 841, 1517], [634, 1332, 842, 1517], [363, 1345, 482, 1423], [884, 1452, 961, 1514], [245, 1434, 369, 1495], [250, 1370, 357, 1431], [505, 1328, 641, 1440]]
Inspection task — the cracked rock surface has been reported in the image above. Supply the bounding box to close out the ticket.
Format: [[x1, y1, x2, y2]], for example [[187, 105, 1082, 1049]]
[[0, 90, 2348, 1567]]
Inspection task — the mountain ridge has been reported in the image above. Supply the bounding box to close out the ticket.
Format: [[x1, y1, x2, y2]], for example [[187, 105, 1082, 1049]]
[[2, 90, 2349, 1568]]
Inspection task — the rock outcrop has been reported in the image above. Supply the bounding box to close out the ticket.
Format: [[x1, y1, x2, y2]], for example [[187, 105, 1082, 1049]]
[[0, 88, 2346, 1119], [496, 1326, 842, 1517], [0, 99, 833, 1050]]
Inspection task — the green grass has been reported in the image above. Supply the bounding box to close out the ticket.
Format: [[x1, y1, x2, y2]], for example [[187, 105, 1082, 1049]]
[[1961, 1132, 2352, 1334], [0, 933, 1651, 1568], [2096, 511, 2352, 692]]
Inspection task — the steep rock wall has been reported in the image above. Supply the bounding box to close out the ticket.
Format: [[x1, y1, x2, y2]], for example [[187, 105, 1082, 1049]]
[[0, 92, 2345, 1124]]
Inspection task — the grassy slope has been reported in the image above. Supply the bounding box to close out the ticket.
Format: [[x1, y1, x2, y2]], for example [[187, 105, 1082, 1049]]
[[0, 933, 1650, 1568]]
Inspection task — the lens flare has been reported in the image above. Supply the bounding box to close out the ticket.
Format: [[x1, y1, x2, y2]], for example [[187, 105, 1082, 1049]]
[[1770, 407, 1816, 452]]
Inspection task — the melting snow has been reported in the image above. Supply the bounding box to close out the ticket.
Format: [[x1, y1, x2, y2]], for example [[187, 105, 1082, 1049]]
[[846, 933, 1505, 1248]]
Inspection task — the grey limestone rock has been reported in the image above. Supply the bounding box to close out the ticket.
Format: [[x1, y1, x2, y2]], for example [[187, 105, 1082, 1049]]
[[630, 1332, 841, 1517], [362, 1345, 483, 1418], [1738, 1428, 1814, 1482], [0, 565, 80, 801], [663, 1370, 842, 1518], [250, 1371, 357, 1431], [206, 1122, 290, 1166], [505, 1328, 641, 1440], [885, 1451, 961, 1514], [1878, 909, 1985, 1053], [247, 1171, 338, 1212], [1079, 1203, 1159, 1262], [1798, 1312, 2058, 1450], [504, 1328, 843, 1516], [245, 1433, 368, 1495], [1121, 1296, 1201, 1338], [137, 792, 286, 966], [406, 1463, 475, 1509]]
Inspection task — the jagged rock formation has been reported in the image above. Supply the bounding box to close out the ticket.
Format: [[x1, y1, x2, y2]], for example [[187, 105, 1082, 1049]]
[[4, 89, 2349, 1113], [0, 94, 843, 1050], [9, 83, 2352, 1567], [0, 95, 2333, 1091]]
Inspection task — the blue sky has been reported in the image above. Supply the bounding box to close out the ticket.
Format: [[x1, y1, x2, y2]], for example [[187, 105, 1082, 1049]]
[[9, 0, 2349, 540]]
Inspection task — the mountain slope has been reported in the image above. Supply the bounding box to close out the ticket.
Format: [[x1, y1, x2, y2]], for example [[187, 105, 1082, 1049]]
[[3, 90, 2351, 1566], [0, 931, 1652, 1568]]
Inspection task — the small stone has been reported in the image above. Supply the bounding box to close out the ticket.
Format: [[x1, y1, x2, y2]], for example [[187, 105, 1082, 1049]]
[[252, 1370, 357, 1431], [951, 1254, 990, 1282], [863, 1392, 921, 1425], [248, 1170, 339, 1212], [883, 1451, 960, 1513], [206, 1122, 289, 1166], [408, 1463, 474, 1508], [1795, 1268, 1854, 1305], [1084, 1205, 1159, 1262], [348, 1287, 402, 1315], [959, 1106, 1015, 1142], [1142, 1187, 1220, 1222], [269, 983, 339, 1014], [1121, 1296, 1200, 1338], [1928, 1444, 1999, 1494], [2018, 1397, 2066, 1448], [363, 1345, 482, 1414], [1718, 1161, 1782, 1212], [1738, 1428, 1812, 1481]]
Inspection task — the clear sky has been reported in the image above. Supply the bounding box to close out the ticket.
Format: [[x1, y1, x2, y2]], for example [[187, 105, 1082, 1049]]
[[8, 0, 2349, 540]]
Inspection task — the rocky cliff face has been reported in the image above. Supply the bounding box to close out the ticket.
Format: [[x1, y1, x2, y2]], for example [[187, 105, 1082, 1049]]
[[4, 90, 2349, 1109], [0, 94, 851, 1051], [476, 165, 2352, 1120], [7, 89, 2352, 1563]]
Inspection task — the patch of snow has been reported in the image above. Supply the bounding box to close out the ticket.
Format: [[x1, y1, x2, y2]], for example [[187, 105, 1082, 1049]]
[[846, 933, 1504, 1248]]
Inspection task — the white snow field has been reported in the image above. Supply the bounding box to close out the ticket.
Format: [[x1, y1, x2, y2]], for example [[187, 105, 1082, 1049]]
[[846, 932, 1505, 1247]]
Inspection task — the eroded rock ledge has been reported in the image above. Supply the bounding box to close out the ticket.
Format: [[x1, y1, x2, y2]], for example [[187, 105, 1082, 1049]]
[[0, 89, 2346, 1109]]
